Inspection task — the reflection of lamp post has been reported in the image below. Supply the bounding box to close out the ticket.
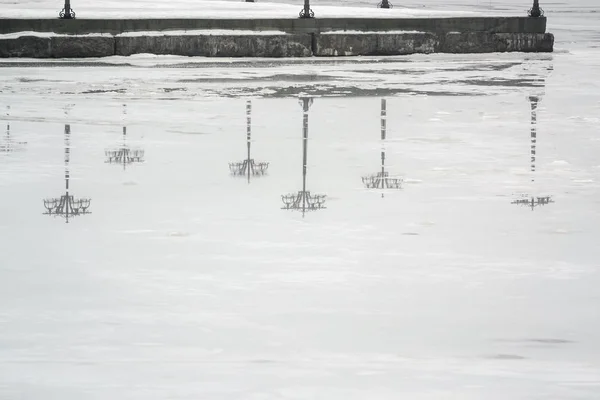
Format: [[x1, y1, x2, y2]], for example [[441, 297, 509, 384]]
[[43, 124, 91, 223], [362, 99, 403, 197], [105, 104, 144, 170], [528, 0, 543, 18], [512, 95, 553, 210], [59, 0, 75, 19], [281, 97, 326, 216], [1, 106, 27, 153], [229, 100, 269, 183]]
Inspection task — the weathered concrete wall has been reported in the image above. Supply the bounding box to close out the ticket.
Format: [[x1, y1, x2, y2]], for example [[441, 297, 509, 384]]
[[0, 36, 51, 57], [0, 36, 114, 58], [51, 36, 114, 57], [314, 32, 554, 56], [0, 17, 547, 35], [0, 32, 554, 58], [116, 34, 312, 57], [315, 32, 438, 56]]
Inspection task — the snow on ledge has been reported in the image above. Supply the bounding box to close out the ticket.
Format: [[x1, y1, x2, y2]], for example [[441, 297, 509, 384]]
[[0, 0, 481, 19], [0, 30, 289, 39], [116, 30, 288, 37], [322, 30, 425, 35], [0, 31, 112, 39]]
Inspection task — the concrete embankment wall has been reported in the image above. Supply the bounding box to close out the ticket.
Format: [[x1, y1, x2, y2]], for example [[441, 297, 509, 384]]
[[0, 17, 553, 57], [0, 32, 554, 58], [0, 17, 547, 35]]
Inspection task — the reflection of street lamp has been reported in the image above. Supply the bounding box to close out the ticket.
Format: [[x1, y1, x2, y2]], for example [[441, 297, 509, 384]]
[[43, 124, 91, 223], [362, 99, 403, 197], [1, 106, 27, 153], [281, 97, 326, 216], [229, 100, 269, 183], [512, 95, 554, 210], [105, 104, 144, 170]]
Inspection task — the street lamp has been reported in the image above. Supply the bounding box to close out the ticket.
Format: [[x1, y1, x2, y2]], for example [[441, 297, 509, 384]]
[[512, 95, 553, 210], [528, 0, 543, 18], [299, 0, 314, 18], [59, 0, 75, 19], [362, 98, 403, 197], [229, 100, 269, 183], [281, 97, 326, 216], [43, 123, 91, 223], [105, 104, 144, 170], [1, 106, 27, 153]]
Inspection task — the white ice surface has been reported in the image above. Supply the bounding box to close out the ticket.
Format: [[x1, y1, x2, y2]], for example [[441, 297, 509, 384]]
[[1, 1, 600, 399], [1, 46, 600, 399]]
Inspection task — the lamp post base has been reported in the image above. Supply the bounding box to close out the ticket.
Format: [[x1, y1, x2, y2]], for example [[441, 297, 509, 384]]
[[528, 1, 543, 17], [59, 9, 76, 19], [299, 8, 314, 18]]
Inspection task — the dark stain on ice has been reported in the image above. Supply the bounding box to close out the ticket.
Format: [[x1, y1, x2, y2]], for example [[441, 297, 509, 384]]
[[497, 338, 574, 345], [163, 87, 187, 93], [402, 232, 419, 236], [178, 74, 342, 84], [451, 78, 545, 87], [222, 86, 484, 98], [484, 354, 527, 360], [526, 338, 573, 344], [81, 89, 126, 94]]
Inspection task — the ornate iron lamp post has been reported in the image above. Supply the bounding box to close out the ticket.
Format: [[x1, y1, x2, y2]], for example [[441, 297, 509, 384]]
[[362, 98, 403, 197], [528, 0, 543, 18], [299, 0, 314, 19], [105, 105, 144, 170], [512, 95, 553, 210], [59, 0, 75, 19], [281, 97, 326, 216], [229, 100, 269, 183], [1, 106, 27, 153], [43, 124, 91, 223]]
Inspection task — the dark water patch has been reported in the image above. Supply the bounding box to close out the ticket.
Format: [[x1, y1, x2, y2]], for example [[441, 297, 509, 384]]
[[216, 85, 487, 98], [178, 74, 342, 84], [449, 78, 546, 88], [81, 89, 127, 94]]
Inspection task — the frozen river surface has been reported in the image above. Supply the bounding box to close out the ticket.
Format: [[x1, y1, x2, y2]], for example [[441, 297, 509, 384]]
[[1, 1, 600, 399]]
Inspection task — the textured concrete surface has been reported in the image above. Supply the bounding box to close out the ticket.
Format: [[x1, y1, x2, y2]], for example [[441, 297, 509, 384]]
[[115, 35, 312, 57], [440, 32, 554, 53], [0, 31, 553, 58], [0, 36, 51, 57], [50, 36, 115, 58], [313, 32, 553, 56], [0, 17, 548, 35]]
